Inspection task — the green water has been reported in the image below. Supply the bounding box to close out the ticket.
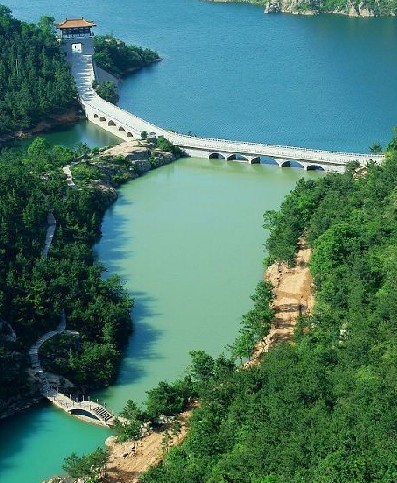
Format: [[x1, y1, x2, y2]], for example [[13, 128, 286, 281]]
[[12, 120, 120, 151], [96, 158, 321, 411], [0, 151, 320, 482]]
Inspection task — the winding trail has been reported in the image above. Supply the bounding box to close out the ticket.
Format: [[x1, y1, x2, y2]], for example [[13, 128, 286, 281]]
[[28, 312, 66, 385], [29, 212, 116, 426], [30, 212, 65, 390], [0, 318, 16, 342], [41, 211, 57, 258]]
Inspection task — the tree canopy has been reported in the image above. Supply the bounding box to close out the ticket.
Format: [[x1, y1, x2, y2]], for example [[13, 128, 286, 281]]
[[0, 7, 76, 136], [136, 135, 397, 482], [93, 35, 160, 77], [0, 140, 133, 407]]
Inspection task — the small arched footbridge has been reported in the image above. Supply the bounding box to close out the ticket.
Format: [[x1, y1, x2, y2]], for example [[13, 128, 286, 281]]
[[64, 37, 383, 172], [45, 390, 115, 426]]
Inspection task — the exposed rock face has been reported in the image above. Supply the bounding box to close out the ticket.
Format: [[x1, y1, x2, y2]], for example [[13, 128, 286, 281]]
[[101, 140, 177, 175], [264, 1, 281, 12], [208, 0, 396, 16], [125, 148, 150, 161], [134, 159, 152, 173], [101, 140, 145, 158]]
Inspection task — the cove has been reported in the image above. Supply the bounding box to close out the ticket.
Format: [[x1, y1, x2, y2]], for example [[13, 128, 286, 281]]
[[15, 120, 121, 151], [95, 158, 322, 411], [0, 155, 321, 483]]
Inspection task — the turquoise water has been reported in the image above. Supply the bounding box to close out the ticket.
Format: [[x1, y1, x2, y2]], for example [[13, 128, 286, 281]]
[[0, 402, 109, 482], [0, 0, 396, 481]]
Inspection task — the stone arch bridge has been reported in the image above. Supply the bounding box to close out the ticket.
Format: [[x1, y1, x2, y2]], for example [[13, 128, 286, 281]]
[[65, 38, 383, 172]]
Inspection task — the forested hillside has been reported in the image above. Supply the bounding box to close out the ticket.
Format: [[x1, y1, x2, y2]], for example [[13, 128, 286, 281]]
[[0, 6, 76, 136], [0, 139, 133, 414], [126, 131, 397, 482]]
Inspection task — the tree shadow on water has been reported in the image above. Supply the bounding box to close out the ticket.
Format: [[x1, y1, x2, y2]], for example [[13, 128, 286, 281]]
[[114, 291, 165, 388]]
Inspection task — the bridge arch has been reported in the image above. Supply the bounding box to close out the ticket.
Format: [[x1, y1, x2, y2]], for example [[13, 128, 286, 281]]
[[209, 152, 226, 160], [69, 408, 101, 422], [93, 113, 99, 119], [99, 116, 106, 122], [306, 164, 325, 171], [260, 156, 279, 167], [279, 160, 305, 169], [226, 153, 250, 162], [127, 132, 134, 138], [108, 120, 116, 127], [119, 126, 125, 132]]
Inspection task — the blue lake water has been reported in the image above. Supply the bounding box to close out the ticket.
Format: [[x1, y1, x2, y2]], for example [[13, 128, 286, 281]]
[[6, 0, 397, 151]]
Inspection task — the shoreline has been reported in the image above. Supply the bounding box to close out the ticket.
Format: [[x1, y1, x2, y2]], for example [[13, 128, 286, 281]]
[[0, 140, 181, 424], [0, 106, 84, 147], [102, 239, 314, 482], [245, 237, 313, 367], [205, 0, 393, 17], [104, 408, 193, 483]]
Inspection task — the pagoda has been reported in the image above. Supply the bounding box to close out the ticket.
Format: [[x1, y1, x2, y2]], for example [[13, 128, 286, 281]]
[[56, 17, 96, 39]]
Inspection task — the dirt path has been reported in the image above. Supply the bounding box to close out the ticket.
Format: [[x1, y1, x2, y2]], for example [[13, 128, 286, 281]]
[[245, 237, 313, 368], [104, 239, 313, 481], [104, 410, 191, 483]]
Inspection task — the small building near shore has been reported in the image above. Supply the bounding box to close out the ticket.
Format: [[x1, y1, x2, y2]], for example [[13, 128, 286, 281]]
[[56, 17, 96, 39]]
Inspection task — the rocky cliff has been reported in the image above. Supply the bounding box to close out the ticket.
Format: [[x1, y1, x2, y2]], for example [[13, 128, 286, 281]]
[[207, 0, 396, 16]]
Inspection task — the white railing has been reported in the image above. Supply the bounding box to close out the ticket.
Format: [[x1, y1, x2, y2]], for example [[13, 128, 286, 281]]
[[74, 46, 384, 166]]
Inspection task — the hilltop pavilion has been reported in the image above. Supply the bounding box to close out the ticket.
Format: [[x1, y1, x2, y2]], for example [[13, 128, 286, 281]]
[[56, 18, 96, 39]]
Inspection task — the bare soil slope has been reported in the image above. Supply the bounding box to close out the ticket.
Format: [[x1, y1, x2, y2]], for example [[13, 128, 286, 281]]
[[104, 239, 313, 481], [245, 238, 313, 367]]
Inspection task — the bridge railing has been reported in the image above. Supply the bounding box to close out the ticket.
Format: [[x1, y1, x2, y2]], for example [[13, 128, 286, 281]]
[[78, 49, 383, 163], [83, 95, 382, 161]]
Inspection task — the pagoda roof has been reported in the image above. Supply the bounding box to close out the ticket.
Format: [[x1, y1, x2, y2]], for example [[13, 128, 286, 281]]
[[56, 18, 96, 29]]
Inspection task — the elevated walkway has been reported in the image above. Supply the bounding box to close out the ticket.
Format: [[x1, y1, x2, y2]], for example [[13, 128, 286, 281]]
[[64, 38, 383, 172]]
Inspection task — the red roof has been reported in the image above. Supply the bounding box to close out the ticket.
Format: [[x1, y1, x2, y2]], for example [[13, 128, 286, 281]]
[[56, 18, 96, 30]]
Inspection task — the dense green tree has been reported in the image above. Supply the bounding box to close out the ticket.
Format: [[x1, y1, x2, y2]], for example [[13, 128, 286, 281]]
[[138, 133, 397, 482], [0, 7, 76, 136], [63, 447, 107, 479], [95, 80, 119, 104], [0, 142, 134, 405], [93, 35, 160, 77]]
